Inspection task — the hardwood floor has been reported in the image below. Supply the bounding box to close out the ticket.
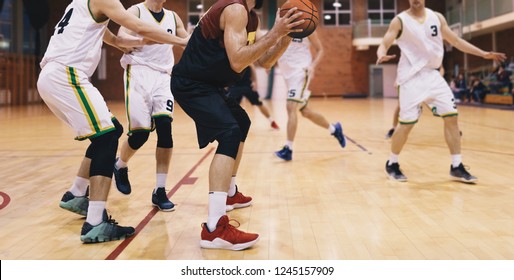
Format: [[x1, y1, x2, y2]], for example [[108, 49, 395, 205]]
[[1, 97, 513, 260]]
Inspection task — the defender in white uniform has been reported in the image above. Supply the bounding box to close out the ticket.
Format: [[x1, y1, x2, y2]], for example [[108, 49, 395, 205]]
[[113, 0, 189, 212], [377, 0, 505, 183], [274, 31, 346, 161], [37, 0, 187, 244]]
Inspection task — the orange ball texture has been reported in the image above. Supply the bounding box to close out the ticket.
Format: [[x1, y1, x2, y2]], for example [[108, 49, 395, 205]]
[[279, 0, 319, 38]]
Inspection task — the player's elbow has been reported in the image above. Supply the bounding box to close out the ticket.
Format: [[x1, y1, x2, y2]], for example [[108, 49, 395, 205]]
[[230, 61, 247, 74]]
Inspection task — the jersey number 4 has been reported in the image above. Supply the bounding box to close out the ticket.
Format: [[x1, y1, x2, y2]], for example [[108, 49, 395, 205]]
[[57, 8, 74, 34]]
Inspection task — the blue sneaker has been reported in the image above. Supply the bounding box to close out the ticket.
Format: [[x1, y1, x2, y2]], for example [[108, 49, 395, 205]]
[[113, 158, 131, 195], [152, 187, 175, 211], [332, 122, 346, 148], [274, 146, 292, 161]]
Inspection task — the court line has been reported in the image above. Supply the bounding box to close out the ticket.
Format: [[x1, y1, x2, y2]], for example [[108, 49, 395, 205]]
[[0, 191, 11, 210], [105, 147, 215, 260], [345, 135, 372, 155]]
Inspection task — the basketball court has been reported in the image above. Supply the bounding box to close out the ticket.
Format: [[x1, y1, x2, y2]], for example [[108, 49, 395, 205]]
[[1, 85, 514, 259]]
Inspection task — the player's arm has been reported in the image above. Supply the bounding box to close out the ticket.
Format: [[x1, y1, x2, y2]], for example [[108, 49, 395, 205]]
[[103, 28, 141, 53], [91, 0, 187, 47], [173, 12, 191, 40], [222, 4, 304, 72], [376, 16, 401, 64], [437, 12, 505, 63], [307, 31, 324, 78]]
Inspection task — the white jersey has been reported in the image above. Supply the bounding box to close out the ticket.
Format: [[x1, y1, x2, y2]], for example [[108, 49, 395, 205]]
[[396, 8, 444, 85], [278, 37, 312, 79], [40, 0, 108, 78], [120, 3, 176, 74]]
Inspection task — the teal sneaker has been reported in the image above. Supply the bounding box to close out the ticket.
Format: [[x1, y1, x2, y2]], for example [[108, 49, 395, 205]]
[[59, 191, 88, 216], [80, 210, 135, 243]]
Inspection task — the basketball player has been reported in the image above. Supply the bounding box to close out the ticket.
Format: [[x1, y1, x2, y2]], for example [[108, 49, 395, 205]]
[[377, 0, 505, 183], [227, 64, 280, 130], [112, 0, 189, 212], [274, 30, 346, 161], [37, 0, 187, 243], [170, 0, 304, 250]]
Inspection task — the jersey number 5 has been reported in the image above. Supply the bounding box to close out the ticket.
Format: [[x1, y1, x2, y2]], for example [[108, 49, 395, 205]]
[[430, 25, 438, 36], [57, 8, 74, 35]]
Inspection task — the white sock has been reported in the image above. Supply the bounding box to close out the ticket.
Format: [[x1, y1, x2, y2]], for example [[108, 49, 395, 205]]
[[268, 117, 274, 122], [388, 154, 399, 165], [207, 192, 227, 232], [286, 140, 294, 150], [70, 176, 89, 197], [86, 200, 106, 226], [156, 173, 167, 188], [329, 124, 336, 134], [451, 154, 462, 168], [228, 177, 237, 197], [115, 158, 128, 169]]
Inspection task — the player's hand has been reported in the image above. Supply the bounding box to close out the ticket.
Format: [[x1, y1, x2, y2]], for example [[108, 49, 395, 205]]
[[272, 7, 305, 38], [376, 54, 396, 64], [484, 51, 506, 63]]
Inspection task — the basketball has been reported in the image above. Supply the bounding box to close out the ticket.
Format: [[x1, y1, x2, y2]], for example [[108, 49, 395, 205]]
[[279, 0, 319, 38]]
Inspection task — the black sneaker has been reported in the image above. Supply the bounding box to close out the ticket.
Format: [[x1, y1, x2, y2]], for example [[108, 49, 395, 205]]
[[274, 146, 292, 161], [152, 187, 175, 211], [385, 128, 395, 139], [385, 161, 407, 182], [450, 163, 477, 183], [80, 210, 135, 243], [113, 158, 131, 195]]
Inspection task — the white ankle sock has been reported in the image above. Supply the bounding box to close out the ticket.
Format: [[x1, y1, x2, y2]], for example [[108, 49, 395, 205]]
[[86, 201, 106, 226], [286, 140, 294, 150], [207, 192, 227, 232], [388, 154, 399, 165], [116, 158, 128, 169], [451, 154, 462, 168], [70, 176, 89, 197], [156, 173, 167, 189], [329, 124, 336, 134], [228, 177, 237, 197]]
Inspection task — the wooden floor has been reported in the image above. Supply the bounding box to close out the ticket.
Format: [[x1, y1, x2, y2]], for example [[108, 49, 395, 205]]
[[1, 96, 514, 260]]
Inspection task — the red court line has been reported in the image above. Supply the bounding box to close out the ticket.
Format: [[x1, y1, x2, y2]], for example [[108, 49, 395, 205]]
[[106, 147, 214, 260], [0, 192, 11, 210]]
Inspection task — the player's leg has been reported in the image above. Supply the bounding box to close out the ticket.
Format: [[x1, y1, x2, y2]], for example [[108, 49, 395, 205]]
[[59, 156, 90, 216], [226, 99, 253, 211], [385, 76, 426, 182], [114, 66, 152, 195], [172, 77, 258, 250], [431, 74, 477, 183], [245, 89, 279, 129]]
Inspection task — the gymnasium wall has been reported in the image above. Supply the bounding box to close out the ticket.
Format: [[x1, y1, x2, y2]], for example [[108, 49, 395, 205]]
[[45, 0, 512, 100]]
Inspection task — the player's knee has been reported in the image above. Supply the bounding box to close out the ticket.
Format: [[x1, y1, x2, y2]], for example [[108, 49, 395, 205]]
[[88, 130, 119, 177], [237, 113, 251, 142], [128, 131, 150, 150], [215, 127, 241, 159], [155, 116, 173, 148], [112, 118, 124, 139]]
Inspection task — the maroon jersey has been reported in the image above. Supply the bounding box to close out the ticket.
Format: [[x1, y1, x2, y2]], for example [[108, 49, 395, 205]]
[[173, 0, 258, 87]]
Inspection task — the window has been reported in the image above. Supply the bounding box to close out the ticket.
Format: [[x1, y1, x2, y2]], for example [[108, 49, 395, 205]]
[[188, 0, 204, 30], [368, 0, 396, 25], [0, 0, 13, 51], [323, 0, 351, 27]]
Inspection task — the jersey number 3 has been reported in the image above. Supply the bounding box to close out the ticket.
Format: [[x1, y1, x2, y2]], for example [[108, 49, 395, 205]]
[[430, 25, 438, 36], [57, 8, 74, 34]]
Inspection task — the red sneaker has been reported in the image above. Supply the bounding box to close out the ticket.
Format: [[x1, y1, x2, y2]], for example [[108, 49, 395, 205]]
[[226, 186, 252, 212], [200, 215, 259, 250], [271, 121, 279, 130]]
